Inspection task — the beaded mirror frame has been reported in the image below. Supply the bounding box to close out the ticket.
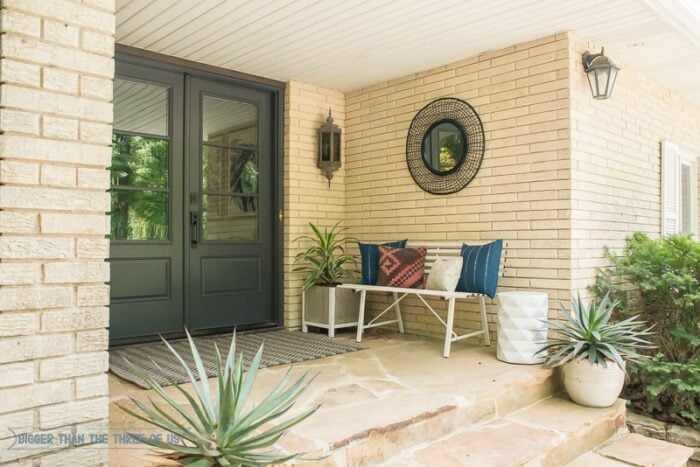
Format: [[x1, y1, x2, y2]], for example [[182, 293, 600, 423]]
[[406, 97, 485, 195]]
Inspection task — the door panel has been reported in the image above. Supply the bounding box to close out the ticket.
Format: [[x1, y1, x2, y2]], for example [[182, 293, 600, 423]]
[[110, 258, 171, 300], [109, 63, 185, 341], [200, 257, 260, 295], [186, 77, 274, 331]]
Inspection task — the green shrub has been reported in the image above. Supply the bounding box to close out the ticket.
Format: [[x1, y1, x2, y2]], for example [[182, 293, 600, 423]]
[[590, 232, 699, 363], [590, 232, 700, 428], [625, 355, 700, 429]]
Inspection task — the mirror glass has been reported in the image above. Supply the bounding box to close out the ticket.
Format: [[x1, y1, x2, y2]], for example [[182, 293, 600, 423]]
[[421, 121, 465, 174]]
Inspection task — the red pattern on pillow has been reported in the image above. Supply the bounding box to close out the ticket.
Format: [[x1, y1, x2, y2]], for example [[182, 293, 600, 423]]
[[376, 246, 427, 289]]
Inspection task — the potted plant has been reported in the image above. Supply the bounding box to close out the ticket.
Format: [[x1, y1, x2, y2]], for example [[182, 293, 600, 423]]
[[538, 294, 655, 408], [293, 222, 360, 337]]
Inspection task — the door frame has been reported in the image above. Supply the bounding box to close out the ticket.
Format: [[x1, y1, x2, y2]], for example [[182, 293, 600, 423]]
[[112, 45, 285, 345]]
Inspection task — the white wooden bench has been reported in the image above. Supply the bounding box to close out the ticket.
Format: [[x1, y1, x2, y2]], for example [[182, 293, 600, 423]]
[[338, 241, 506, 357]]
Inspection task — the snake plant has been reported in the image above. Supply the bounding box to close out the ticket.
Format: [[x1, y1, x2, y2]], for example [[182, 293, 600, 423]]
[[293, 222, 359, 289], [118, 331, 318, 466], [538, 293, 656, 371]]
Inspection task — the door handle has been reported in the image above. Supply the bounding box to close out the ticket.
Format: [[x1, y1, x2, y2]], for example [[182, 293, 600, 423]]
[[190, 211, 199, 247]]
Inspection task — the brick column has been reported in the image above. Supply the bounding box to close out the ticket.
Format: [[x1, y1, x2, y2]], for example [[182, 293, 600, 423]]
[[0, 1, 115, 464], [283, 81, 346, 329]]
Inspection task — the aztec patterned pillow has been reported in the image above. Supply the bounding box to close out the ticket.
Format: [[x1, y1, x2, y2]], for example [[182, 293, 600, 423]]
[[358, 240, 407, 285], [425, 256, 463, 292], [376, 246, 427, 289]]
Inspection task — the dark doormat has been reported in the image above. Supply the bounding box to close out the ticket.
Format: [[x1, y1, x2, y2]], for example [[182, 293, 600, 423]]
[[109, 329, 364, 389]]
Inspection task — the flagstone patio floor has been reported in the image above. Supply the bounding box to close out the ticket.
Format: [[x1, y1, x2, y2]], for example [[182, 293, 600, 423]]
[[109, 331, 561, 465], [108, 331, 692, 466]]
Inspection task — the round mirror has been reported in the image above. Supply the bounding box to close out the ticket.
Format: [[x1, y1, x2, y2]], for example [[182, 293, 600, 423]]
[[421, 120, 466, 174], [406, 98, 484, 195]]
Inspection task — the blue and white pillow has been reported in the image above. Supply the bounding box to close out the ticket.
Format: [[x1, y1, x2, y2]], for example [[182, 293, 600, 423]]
[[359, 240, 407, 285], [456, 240, 503, 298]]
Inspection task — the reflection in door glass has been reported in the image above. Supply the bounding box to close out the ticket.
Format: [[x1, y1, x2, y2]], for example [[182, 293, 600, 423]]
[[201, 95, 259, 242], [202, 96, 257, 146], [202, 146, 258, 195], [111, 134, 168, 187], [110, 78, 170, 241], [113, 79, 168, 136], [111, 190, 168, 241], [202, 195, 257, 241]]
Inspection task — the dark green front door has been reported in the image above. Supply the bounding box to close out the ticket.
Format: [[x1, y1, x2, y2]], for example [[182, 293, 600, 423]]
[[185, 77, 274, 331], [109, 59, 277, 343]]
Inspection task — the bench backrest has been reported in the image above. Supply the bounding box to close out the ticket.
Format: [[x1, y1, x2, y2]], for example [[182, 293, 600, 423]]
[[404, 241, 507, 277]]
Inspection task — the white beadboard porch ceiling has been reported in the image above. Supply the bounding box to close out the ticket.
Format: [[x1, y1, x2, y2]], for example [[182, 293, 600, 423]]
[[116, 0, 700, 106]]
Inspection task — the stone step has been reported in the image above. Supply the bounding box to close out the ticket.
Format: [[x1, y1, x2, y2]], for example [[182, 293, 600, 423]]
[[381, 396, 627, 466], [626, 412, 700, 466], [109, 336, 561, 467], [567, 432, 695, 467], [285, 364, 558, 466]]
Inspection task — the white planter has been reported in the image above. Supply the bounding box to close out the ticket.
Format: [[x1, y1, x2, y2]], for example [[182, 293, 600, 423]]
[[563, 359, 625, 408], [302, 285, 360, 338], [496, 291, 548, 364]]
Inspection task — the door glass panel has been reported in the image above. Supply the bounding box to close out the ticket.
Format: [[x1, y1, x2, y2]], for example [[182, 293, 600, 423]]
[[202, 146, 258, 195], [113, 78, 168, 137], [201, 95, 259, 242], [111, 190, 169, 241], [202, 95, 257, 147], [202, 195, 257, 241], [111, 77, 170, 241], [111, 134, 169, 188]]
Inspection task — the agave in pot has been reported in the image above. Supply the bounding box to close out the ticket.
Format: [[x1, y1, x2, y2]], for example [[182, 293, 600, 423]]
[[538, 293, 655, 408]]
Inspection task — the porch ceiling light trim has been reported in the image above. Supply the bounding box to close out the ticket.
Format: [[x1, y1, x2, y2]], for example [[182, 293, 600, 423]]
[[582, 47, 620, 100]]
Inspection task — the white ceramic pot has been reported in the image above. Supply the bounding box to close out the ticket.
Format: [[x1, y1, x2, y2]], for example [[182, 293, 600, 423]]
[[563, 359, 625, 408], [496, 291, 549, 364]]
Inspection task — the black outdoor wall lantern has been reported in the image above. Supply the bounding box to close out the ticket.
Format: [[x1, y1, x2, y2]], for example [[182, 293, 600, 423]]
[[318, 108, 341, 186], [582, 47, 620, 100]]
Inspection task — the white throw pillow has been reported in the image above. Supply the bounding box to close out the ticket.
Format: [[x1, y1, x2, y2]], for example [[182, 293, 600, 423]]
[[425, 257, 463, 292]]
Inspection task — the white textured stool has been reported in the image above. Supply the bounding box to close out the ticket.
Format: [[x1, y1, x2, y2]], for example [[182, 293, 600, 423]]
[[496, 291, 548, 364]]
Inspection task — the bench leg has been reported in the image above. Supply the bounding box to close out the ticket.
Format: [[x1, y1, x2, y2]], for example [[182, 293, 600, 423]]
[[480, 295, 491, 346], [356, 289, 367, 343], [443, 297, 456, 358], [392, 292, 405, 333]]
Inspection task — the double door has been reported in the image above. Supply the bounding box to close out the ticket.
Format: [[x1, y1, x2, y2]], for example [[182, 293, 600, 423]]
[[109, 60, 277, 342]]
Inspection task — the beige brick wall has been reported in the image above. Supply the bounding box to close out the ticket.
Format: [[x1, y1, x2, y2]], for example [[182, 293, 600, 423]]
[[0, 0, 115, 464], [343, 34, 573, 340], [568, 33, 700, 293], [283, 81, 346, 328], [281, 32, 700, 341]]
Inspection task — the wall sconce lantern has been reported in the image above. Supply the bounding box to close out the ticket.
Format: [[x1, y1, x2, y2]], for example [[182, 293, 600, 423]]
[[318, 108, 341, 186], [582, 47, 620, 100]]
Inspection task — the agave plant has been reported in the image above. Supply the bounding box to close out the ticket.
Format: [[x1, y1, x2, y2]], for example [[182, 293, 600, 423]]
[[293, 222, 359, 289], [118, 331, 318, 466], [538, 293, 656, 371]]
